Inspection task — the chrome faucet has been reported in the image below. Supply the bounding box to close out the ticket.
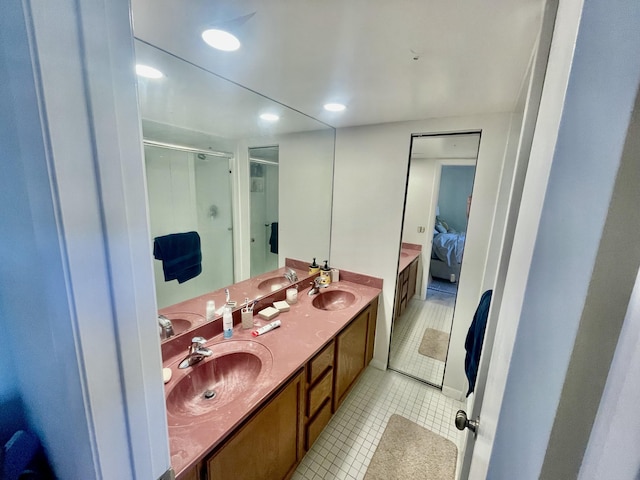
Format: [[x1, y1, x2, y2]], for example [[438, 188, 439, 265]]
[[284, 268, 298, 283], [307, 277, 328, 296], [178, 337, 213, 369], [158, 314, 175, 339]]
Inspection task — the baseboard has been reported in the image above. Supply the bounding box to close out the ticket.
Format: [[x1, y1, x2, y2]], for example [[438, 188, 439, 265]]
[[369, 359, 387, 371], [442, 384, 464, 401]]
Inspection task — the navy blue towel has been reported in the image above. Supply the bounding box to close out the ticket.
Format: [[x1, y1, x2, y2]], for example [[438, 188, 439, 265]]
[[269, 222, 278, 254], [153, 231, 202, 284], [464, 290, 493, 397]]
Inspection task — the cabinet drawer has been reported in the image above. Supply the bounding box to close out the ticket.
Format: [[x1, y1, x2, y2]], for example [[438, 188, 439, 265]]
[[308, 342, 334, 385], [305, 399, 332, 450], [307, 369, 333, 418]]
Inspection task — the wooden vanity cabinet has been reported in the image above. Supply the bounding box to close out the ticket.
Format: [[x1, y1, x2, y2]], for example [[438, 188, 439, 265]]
[[333, 306, 369, 411], [304, 296, 379, 450], [195, 295, 380, 479], [394, 257, 419, 322], [304, 342, 334, 450], [177, 466, 198, 480], [205, 370, 304, 480]]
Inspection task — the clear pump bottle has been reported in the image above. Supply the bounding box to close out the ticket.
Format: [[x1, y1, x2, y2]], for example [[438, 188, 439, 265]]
[[223, 305, 233, 339]]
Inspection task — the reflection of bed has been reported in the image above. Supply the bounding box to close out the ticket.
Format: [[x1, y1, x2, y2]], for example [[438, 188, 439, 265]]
[[430, 231, 465, 282]]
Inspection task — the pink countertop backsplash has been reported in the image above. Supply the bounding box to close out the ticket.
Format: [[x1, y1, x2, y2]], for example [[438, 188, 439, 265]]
[[159, 260, 382, 477]]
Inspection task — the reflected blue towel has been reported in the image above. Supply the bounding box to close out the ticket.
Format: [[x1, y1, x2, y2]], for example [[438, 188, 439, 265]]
[[269, 222, 278, 254], [153, 231, 202, 284], [465, 290, 492, 397]]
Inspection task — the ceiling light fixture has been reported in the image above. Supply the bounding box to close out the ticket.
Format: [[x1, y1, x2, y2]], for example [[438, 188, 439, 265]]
[[324, 103, 346, 112], [202, 29, 241, 51], [135, 64, 164, 79], [260, 113, 280, 122]]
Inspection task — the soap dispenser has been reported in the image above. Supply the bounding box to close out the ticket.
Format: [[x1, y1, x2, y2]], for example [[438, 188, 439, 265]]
[[320, 260, 332, 285], [223, 305, 233, 339], [309, 258, 320, 275]]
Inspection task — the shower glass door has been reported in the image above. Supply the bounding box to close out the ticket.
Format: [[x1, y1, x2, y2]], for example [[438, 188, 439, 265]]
[[249, 146, 279, 277], [144, 144, 235, 308]]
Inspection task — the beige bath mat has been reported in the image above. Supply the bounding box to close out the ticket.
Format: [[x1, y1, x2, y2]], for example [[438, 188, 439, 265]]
[[418, 328, 449, 362], [364, 414, 457, 480]]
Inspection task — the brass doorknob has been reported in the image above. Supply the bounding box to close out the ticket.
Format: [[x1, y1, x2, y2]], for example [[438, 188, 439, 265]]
[[455, 410, 479, 434]]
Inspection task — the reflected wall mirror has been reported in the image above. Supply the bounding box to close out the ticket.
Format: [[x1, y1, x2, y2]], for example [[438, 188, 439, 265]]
[[389, 132, 480, 387], [134, 40, 335, 313]]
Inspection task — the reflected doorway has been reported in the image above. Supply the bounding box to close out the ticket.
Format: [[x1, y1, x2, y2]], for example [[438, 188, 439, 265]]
[[389, 133, 480, 387], [249, 146, 279, 277]]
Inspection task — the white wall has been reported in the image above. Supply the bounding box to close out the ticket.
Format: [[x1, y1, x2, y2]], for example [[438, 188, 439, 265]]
[[579, 270, 640, 480], [0, 0, 170, 477], [331, 113, 512, 380], [402, 158, 437, 247], [235, 129, 335, 280], [485, 0, 640, 476], [577, 93, 640, 480]]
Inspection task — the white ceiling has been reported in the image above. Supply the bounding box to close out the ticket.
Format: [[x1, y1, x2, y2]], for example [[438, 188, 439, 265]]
[[131, 0, 544, 130]]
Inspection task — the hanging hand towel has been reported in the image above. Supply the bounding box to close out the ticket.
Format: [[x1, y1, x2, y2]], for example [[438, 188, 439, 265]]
[[464, 289, 492, 397], [269, 222, 278, 254], [153, 231, 202, 283]]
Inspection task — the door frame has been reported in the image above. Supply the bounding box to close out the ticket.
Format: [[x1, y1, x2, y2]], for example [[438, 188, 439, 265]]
[[457, 0, 640, 476]]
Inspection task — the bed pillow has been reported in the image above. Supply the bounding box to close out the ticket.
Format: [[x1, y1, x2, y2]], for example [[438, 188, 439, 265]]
[[435, 223, 447, 234]]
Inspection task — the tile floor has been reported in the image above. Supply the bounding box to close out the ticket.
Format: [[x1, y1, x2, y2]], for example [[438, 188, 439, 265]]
[[388, 290, 456, 385], [292, 366, 464, 480]]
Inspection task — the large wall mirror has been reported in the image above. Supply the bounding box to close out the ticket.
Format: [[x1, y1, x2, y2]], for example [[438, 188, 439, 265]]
[[134, 40, 335, 309], [389, 133, 480, 387]]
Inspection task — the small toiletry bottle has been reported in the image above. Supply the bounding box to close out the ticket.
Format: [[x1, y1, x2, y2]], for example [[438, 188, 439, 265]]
[[309, 258, 320, 275], [206, 300, 216, 322], [331, 268, 340, 283], [320, 260, 332, 285], [223, 305, 233, 339]]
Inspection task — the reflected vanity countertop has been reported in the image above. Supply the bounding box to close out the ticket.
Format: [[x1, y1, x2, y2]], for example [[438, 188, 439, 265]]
[[398, 244, 421, 273], [163, 278, 382, 478], [158, 265, 310, 340]]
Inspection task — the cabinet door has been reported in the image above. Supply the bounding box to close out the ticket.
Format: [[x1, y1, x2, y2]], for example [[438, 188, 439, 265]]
[[206, 371, 304, 480], [333, 309, 369, 410], [365, 297, 378, 365], [408, 258, 418, 299]]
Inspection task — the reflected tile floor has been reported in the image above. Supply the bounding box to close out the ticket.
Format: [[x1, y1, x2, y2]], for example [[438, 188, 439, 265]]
[[388, 290, 456, 385], [292, 367, 464, 480]]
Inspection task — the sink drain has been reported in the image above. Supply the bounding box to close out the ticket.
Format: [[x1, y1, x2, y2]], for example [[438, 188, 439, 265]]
[[203, 390, 216, 400]]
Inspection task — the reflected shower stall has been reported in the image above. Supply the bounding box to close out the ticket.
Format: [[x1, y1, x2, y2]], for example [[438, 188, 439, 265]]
[[144, 142, 235, 308]]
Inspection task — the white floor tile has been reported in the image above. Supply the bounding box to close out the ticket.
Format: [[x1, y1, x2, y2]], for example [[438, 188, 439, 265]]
[[388, 289, 457, 385], [294, 367, 464, 480]]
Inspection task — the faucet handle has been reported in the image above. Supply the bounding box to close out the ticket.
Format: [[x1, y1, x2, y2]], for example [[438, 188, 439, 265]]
[[191, 336, 206, 346]]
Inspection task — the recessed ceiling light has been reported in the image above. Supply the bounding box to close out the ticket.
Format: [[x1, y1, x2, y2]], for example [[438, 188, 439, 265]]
[[324, 103, 346, 112], [135, 64, 163, 79], [202, 29, 241, 51], [260, 113, 280, 122]]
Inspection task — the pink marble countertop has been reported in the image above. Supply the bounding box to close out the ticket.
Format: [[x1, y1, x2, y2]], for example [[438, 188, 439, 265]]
[[398, 246, 421, 273], [163, 279, 382, 478]]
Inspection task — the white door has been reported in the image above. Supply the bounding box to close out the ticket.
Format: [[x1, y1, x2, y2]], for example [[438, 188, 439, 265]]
[[458, 1, 559, 476]]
